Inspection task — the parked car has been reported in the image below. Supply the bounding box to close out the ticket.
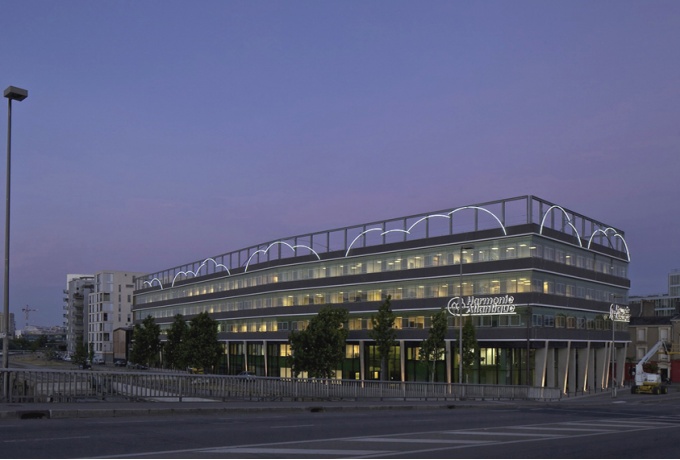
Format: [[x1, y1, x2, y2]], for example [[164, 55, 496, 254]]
[[92, 357, 105, 365], [237, 371, 257, 380], [113, 359, 127, 367], [128, 362, 148, 370]]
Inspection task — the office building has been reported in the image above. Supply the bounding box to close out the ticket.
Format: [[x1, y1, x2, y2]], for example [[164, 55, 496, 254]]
[[133, 196, 631, 392]]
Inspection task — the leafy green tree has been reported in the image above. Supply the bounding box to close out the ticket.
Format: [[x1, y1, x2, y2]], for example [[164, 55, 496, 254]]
[[289, 307, 349, 378], [88, 343, 95, 364], [420, 309, 449, 382], [130, 315, 161, 367], [183, 312, 223, 373], [164, 314, 189, 370], [462, 317, 478, 383], [73, 340, 87, 367], [369, 296, 396, 380]]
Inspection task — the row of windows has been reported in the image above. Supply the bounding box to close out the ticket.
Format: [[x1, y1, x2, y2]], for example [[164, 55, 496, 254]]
[[136, 237, 628, 305], [532, 314, 627, 331], [135, 270, 626, 322], [203, 309, 633, 335]]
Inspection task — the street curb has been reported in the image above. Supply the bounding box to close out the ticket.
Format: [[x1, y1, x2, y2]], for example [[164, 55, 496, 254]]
[[0, 401, 519, 420]]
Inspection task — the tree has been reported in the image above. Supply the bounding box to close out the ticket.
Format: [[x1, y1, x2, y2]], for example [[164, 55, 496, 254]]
[[289, 307, 349, 378], [164, 314, 189, 370], [130, 315, 161, 367], [183, 312, 223, 373], [461, 317, 478, 383], [420, 309, 449, 382], [72, 340, 87, 367], [369, 295, 396, 380]]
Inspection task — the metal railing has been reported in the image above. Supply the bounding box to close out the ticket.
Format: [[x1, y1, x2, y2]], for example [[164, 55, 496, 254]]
[[0, 368, 561, 404]]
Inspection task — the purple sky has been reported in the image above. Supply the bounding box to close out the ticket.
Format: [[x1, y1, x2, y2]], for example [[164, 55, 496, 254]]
[[1, 1, 679, 327]]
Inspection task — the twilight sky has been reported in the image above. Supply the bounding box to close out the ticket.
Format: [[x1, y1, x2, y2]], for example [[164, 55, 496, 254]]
[[1, 0, 679, 327]]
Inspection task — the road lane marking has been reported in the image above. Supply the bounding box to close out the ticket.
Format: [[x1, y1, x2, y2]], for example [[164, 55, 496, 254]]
[[2, 436, 90, 443], [205, 447, 389, 455], [352, 437, 491, 444]]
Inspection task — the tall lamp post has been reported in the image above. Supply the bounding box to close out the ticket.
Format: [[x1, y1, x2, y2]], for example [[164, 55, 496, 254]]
[[2, 86, 28, 394], [458, 245, 473, 384], [609, 295, 628, 399]]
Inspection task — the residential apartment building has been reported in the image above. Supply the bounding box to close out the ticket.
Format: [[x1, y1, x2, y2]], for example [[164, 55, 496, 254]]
[[133, 196, 631, 393], [63, 274, 94, 356], [88, 270, 145, 363]]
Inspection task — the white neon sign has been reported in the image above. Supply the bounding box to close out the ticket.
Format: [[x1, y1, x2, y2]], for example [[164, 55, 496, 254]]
[[447, 295, 517, 316], [609, 303, 630, 322]]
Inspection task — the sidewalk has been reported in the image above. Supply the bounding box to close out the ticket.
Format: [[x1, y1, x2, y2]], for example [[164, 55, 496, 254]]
[[0, 390, 634, 420]]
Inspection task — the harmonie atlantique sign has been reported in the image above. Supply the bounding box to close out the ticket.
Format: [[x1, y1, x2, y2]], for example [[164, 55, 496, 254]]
[[609, 304, 630, 322], [446, 295, 517, 316]]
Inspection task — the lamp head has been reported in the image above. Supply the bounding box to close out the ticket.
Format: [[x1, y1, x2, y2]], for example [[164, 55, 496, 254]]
[[4, 86, 28, 102]]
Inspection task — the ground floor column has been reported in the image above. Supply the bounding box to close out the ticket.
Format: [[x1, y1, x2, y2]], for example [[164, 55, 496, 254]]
[[598, 344, 609, 390], [243, 340, 248, 373], [445, 340, 452, 384], [225, 340, 230, 373], [359, 340, 366, 381], [263, 340, 268, 377], [400, 340, 406, 382], [616, 344, 626, 388], [546, 343, 556, 388], [534, 343, 548, 387], [578, 342, 591, 393], [557, 343, 570, 394]]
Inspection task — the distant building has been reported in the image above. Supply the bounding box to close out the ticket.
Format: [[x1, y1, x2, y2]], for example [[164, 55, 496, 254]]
[[627, 269, 680, 383], [63, 275, 94, 356], [0, 312, 16, 338], [87, 271, 145, 364]]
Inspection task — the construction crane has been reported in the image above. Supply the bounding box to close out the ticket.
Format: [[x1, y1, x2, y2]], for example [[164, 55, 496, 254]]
[[21, 304, 37, 328]]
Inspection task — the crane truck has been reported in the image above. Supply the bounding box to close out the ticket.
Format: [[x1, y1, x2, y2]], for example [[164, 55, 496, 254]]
[[631, 340, 669, 395]]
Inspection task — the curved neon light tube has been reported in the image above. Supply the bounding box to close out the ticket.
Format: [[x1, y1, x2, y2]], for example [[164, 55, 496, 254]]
[[346, 208, 507, 257], [245, 241, 321, 272], [587, 228, 631, 261], [345, 228, 384, 257], [447, 206, 507, 235], [171, 258, 231, 288], [143, 278, 164, 290], [539, 205, 582, 247]]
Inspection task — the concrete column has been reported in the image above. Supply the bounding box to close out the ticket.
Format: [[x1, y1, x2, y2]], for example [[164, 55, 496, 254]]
[[243, 340, 248, 372], [578, 342, 590, 393], [567, 344, 577, 395], [263, 340, 268, 377], [359, 340, 366, 381], [587, 345, 596, 392], [616, 345, 626, 388], [546, 345, 556, 388], [597, 345, 609, 390], [445, 340, 452, 384], [534, 343, 548, 387], [400, 340, 406, 382], [557, 343, 570, 394], [225, 340, 230, 373]]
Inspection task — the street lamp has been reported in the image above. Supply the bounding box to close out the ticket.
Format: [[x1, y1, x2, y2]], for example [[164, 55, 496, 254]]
[[2, 86, 28, 388], [609, 295, 627, 399], [458, 245, 473, 384]]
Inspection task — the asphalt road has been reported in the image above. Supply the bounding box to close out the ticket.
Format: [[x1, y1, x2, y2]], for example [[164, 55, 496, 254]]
[[2, 394, 680, 459]]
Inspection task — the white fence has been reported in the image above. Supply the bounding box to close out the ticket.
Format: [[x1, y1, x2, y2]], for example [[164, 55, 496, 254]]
[[1, 369, 561, 403]]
